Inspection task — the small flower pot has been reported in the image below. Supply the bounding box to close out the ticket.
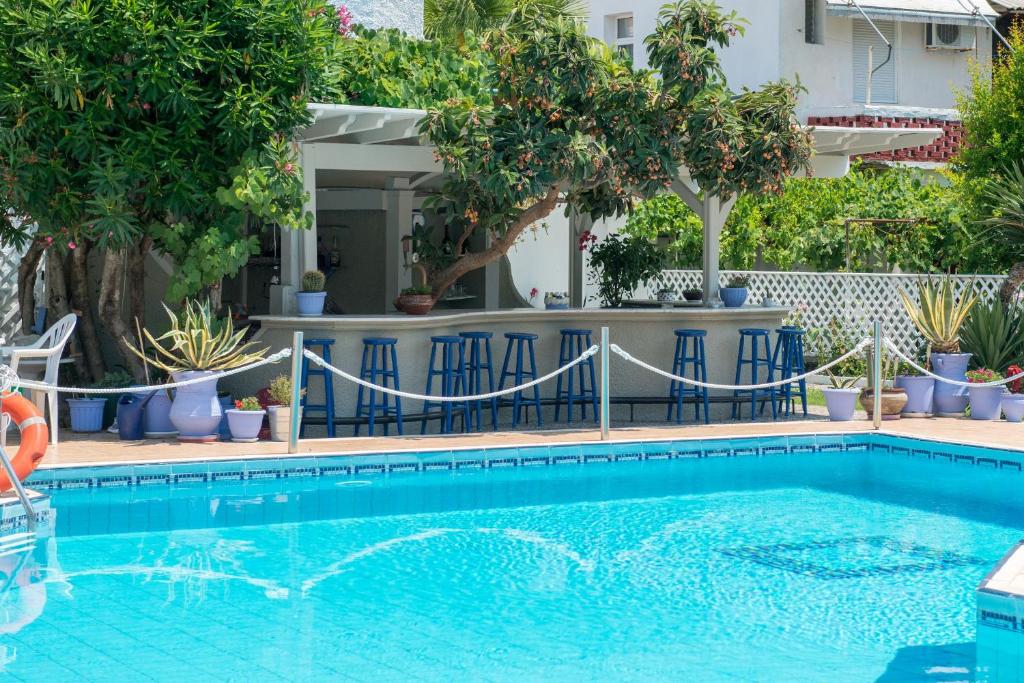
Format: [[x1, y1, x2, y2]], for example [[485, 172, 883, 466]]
[[545, 299, 570, 310], [295, 291, 327, 316], [1001, 395, 1024, 423], [968, 385, 1006, 421], [822, 387, 860, 422], [860, 388, 908, 420], [655, 291, 676, 303], [720, 287, 748, 308], [225, 409, 266, 442], [67, 397, 107, 432], [268, 405, 301, 442], [395, 294, 435, 315], [894, 376, 934, 417], [683, 291, 702, 302]]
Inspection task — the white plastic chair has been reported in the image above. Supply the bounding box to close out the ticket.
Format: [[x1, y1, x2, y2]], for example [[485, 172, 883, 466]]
[[1, 313, 77, 446]]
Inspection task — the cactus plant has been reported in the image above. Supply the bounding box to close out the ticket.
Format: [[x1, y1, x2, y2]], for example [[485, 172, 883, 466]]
[[302, 270, 326, 292]]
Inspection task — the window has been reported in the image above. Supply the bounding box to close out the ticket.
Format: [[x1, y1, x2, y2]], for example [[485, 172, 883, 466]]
[[852, 19, 896, 104], [804, 0, 824, 44], [612, 14, 634, 61]]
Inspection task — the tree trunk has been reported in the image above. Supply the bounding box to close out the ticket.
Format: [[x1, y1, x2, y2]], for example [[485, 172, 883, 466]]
[[98, 248, 145, 381], [428, 187, 561, 298], [69, 242, 106, 383], [46, 250, 71, 322], [1000, 261, 1024, 308], [127, 237, 151, 331], [16, 239, 46, 335]]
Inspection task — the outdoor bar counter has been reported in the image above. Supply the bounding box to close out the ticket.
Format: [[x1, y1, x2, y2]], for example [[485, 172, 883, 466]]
[[245, 306, 790, 430]]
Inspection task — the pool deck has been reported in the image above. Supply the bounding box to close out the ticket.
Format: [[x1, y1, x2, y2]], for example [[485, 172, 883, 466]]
[[25, 417, 1024, 468]]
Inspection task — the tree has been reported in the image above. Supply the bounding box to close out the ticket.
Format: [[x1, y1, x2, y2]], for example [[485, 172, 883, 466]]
[[419, 1, 813, 298], [424, 0, 585, 44], [0, 0, 338, 378]]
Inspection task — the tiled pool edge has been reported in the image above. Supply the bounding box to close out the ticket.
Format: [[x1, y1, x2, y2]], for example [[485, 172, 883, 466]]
[[978, 542, 1024, 680], [23, 430, 1024, 490]]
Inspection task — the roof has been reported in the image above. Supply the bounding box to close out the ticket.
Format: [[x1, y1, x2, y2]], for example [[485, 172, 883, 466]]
[[989, 0, 1024, 11], [826, 0, 997, 26], [301, 104, 943, 180]]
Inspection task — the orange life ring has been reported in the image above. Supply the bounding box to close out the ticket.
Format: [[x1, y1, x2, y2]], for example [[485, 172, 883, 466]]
[[0, 392, 48, 491]]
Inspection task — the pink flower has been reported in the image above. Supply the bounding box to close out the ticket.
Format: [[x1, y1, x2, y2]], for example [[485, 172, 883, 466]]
[[283, 162, 294, 173], [336, 4, 353, 36], [67, 241, 76, 250], [142, 102, 151, 111], [44, 236, 53, 245], [529, 287, 538, 300]]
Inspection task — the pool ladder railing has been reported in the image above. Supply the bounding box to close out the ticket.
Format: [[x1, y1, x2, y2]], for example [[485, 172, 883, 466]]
[[0, 439, 36, 538]]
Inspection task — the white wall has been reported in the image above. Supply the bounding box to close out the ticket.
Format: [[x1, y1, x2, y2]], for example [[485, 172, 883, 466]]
[[584, 0, 992, 120]]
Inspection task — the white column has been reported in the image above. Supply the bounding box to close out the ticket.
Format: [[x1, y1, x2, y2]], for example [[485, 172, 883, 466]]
[[699, 196, 736, 305]]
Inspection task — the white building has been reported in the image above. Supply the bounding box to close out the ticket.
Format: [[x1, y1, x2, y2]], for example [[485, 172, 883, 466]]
[[587, 0, 998, 163]]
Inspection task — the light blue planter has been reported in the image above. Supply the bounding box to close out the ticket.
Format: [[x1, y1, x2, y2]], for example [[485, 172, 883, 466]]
[[894, 376, 934, 416], [720, 287, 748, 308], [168, 371, 222, 441], [226, 409, 266, 442], [545, 303, 569, 310], [968, 385, 1005, 421], [822, 388, 859, 422], [1002, 395, 1024, 423], [931, 353, 971, 416], [134, 390, 176, 436], [218, 394, 233, 441], [67, 398, 106, 432], [296, 291, 326, 316]]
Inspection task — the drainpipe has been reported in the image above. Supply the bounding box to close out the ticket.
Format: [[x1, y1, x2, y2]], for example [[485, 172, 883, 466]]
[[846, 0, 893, 105]]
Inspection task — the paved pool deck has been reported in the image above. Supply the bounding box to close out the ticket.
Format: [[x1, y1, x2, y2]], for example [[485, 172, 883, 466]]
[[21, 417, 1024, 468]]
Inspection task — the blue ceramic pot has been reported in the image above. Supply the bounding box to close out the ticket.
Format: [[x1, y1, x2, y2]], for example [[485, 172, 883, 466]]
[[1002, 395, 1024, 423], [67, 398, 106, 432], [296, 291, 326, 316], [822, 388, 859, 422], [218, 394, 233, 440], [545, 303, 569, 310], [134, 390, 176, 436], [169, 371, 222, 441], [226, 409, 265, 442], [968, 385, 1005, 421], [894, 376, 934, 416], [930, 353, 971, 416], [720, 287, 748, 308]]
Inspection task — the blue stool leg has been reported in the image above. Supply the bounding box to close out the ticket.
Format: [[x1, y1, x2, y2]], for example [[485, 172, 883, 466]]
[[668, 335, 681, 422], [733, 334, 746, 419], [555, 334, 567, 422], [422, 342, 438, 435], [699, 337, 710, 424], [391, 343, 404, 435], [796, 336, 808, 416], [368, 346, 380, 436], [767, 340, 778, 420], [299, 351, 311, 438], [586, 333, 598, 422], [485, 339, 498, 430], [498, 340, 515, 427], [566, 341, 576, 424], [750, 335, 759, 421], [512, 340, 524, 427], [528, 339, 542, 426], [467, 339, 480, 431], [322, 346, 336, 438], [355, 344, 368, 437], [458, 341, 470, 433]]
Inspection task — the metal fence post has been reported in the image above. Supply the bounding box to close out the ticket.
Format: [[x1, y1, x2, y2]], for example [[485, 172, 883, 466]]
[[600, 326, 610, 440], [288, 331, 304, 454], [872, 320, 882, 430]]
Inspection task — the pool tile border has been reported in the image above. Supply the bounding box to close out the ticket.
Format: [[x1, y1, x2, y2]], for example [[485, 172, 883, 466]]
[[25, 430, 1024, 490]]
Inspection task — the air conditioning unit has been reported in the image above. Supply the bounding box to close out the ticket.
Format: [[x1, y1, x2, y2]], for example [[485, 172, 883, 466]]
[[926, 23, 975, 51]]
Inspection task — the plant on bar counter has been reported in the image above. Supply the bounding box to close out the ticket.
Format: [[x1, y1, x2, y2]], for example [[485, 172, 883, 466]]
[[899, 276, 978, 354], [584, 234, 665, 308], [725, 274, 751, 289]]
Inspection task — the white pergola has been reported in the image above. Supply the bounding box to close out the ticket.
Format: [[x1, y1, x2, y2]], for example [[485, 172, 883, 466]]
[[270, 104, 942, 312]]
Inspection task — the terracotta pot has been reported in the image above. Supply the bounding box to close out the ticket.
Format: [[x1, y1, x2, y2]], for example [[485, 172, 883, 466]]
[[859, 388, 908, 420], [395, 294, 435, 315]]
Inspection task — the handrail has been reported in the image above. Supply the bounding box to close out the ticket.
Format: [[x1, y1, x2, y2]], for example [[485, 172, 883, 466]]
[[0, 442, 35, 533]]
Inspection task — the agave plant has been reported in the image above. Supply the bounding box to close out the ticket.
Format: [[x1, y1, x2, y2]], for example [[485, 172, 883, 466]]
[[960, 300, 1024, 372], [125, 300, 267, 374], [899, 276, 978, 354]]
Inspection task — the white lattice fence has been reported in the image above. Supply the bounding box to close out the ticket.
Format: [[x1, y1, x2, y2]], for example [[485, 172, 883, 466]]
[[658, 270, 1006, 353], [0, 241, 24, 345]]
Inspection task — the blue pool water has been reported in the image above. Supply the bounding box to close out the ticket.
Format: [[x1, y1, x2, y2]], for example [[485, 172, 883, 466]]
[[3, 438, 1024, 681]]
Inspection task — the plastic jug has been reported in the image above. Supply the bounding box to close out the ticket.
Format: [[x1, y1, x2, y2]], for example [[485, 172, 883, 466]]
[[117, 393, 153, 441]]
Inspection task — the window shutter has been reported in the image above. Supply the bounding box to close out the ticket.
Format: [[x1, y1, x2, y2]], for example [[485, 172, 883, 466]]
[[852, 19, 896, 104]]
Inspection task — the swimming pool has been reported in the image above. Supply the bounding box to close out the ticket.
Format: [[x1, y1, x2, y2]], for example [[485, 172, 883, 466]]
[[3, 433, 1023, 681]]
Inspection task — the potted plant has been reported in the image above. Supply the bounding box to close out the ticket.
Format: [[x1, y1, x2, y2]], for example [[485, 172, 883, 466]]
[[225, 396, 266, 442], [822, 372, 861, 422], [66, 395, 106, 432], [899, 276, 977, 416], [720, 275, 750, 308], [682, 287, 702, 302], [859, 349, 908, 420], [395, 285, 436, 315], [966, 368, 1006, 420], [655, 286, 676, 303], [582, 233, 665, 308], [125, 300, 267, 442], [266, 374, 303, 442], [1002, 364, 1024, 422], [296, 270, 327, 316], [544, 291, 570, 310], [893, 352, 935, 417]]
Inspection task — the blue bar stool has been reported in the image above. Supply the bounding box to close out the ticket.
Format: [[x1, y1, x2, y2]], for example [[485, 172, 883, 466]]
[[300, 338, 337, 438], [460, 331, 499, 431], [554, 328, 598, 423], [770, 326, 808, 417], [421, 336, 470, 435], [355, 337, 403, 436], [732, 328, 777, 421], [667, 329, 710, 424], [498, 332, 543, 428]]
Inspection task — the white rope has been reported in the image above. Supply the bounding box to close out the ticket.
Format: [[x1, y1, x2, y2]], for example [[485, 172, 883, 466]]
[[11, 349, 292, 394], [303, 345, 600, 403], [883, 338, 1024, 388], [0, 365, 17, 394], [610, 338, 873, 391]]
